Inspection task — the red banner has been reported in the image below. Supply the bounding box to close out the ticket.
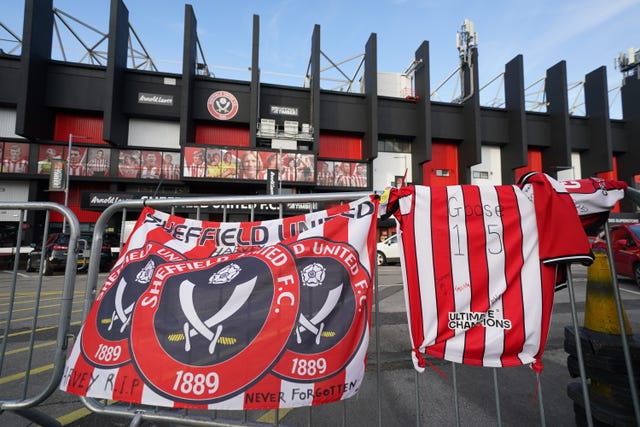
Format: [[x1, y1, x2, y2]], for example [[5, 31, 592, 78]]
[[60, 196, 378, 409]]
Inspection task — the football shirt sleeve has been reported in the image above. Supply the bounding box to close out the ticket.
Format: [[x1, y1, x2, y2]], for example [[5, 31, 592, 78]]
[[521, 173, 594, 266]]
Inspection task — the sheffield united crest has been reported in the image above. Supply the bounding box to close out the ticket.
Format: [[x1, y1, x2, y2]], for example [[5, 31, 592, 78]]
[[80, 242, 185, 368], [272, 237, 371, 382], [129, 245, 300, 403], [206, 91, 239, 120]]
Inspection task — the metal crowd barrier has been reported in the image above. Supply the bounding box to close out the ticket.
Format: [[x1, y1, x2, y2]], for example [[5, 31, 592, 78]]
[[79, 192, 376, 427], [78, 192, 640, 427], [0, 202, 81, 427], [563, 187, 640, 427], [1, 191, 639, 427]]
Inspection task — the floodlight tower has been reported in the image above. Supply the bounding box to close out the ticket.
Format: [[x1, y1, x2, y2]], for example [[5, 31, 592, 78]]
[[616, 47, 640, 80], [456, 19, 478, 67], [456, 19, 478, 103]]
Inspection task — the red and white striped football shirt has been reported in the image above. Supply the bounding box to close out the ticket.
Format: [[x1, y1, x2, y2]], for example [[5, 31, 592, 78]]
[[2, 159, 28, 173], [556, 176, 627, 235], [387, 173, 593, 372]]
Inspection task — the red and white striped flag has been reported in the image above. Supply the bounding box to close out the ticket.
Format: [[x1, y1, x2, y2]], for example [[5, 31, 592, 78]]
[[383, 173, 593, 373], [60, 196, 378, 409]]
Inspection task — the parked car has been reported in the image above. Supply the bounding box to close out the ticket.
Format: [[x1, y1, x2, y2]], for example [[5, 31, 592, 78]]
[[103, 232, 123, 260], [376, 234, 400, 266], [591, 222, 640, 286], [26, 232, 119, 275]]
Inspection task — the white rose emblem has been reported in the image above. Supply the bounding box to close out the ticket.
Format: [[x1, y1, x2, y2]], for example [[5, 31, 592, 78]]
[[209, 263, 241, 284], [301, 263, 326, 287]]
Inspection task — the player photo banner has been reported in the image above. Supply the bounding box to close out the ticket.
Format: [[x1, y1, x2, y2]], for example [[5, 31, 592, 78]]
[[60, 195, 379, 409]]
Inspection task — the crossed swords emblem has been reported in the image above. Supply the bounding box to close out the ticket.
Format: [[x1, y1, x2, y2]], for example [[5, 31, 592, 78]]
[[108, 260, 156, 333], [177, 280, 343, 353], [214, 97, 232, 114], [108, 277, 135, 333], [108, 259, 343, 353], [296, 283, 342, 345], [179, 276, 257, 355]]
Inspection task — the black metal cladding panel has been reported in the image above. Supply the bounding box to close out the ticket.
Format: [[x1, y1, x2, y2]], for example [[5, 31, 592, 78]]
[[378, 97, 419, 137], [45, 63, 106, 111], [569, 117, 590, 151], [0, 57, 21, 104], [480, 108, 509, 145], [191, 80, 251, 122], [611, 120, 627, 152], [503, 54, 527, 177], [124, 69, 182, 86], [431, 102, 464, 140], [618, 75, 640, 193], [319, 92, 367, 133], [259, 86, 311, 124], [525, 112, 552, 148], [122, 72, 181, 118]]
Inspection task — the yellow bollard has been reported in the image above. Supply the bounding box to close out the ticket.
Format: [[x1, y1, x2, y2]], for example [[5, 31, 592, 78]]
[[582, 251, 633, 399], [583, 251, 632, 335]]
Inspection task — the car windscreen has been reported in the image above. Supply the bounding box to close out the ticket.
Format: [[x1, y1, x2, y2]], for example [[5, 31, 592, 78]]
[[55, 234, 70, 246], [103, 233, 121, 247], [629, 224, 640, 240]]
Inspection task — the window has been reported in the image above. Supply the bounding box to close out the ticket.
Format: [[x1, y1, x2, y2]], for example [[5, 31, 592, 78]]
[[377, 137, 412, 153]]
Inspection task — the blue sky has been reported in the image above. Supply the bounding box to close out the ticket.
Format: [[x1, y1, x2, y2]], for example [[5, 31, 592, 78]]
[[2, 0, 639, 117]]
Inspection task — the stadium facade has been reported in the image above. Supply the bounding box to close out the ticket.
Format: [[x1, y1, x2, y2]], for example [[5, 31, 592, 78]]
[[0, 0, 638, 243]]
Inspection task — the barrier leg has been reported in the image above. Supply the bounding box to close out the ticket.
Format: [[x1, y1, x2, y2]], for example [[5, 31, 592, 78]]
[[565, 252, 639, 426]]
